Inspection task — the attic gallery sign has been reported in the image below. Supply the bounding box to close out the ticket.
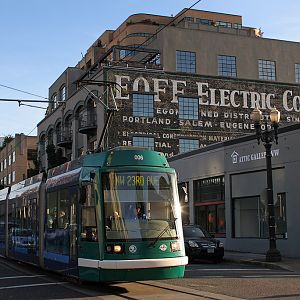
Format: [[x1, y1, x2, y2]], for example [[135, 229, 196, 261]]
[[115, 75, 300, 113]]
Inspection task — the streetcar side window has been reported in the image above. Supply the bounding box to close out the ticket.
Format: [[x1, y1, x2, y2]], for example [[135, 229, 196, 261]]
[[46, 192, 57, 229], [0, 202, 5, 254], [80, 185, 98, 242], [57, 190, 69, 229]]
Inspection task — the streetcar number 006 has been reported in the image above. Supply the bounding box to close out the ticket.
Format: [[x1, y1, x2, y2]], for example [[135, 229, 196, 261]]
[[134, 155, 144, 160]]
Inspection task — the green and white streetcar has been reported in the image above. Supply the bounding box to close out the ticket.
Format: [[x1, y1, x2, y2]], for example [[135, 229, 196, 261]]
[[0, 147, 188, 282]]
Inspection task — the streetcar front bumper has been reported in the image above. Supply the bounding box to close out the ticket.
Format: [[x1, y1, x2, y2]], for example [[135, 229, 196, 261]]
[[78, 256, 188, 269]]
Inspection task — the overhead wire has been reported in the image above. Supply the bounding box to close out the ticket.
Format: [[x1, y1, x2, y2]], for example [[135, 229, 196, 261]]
[[0, 84, 50, 109], [19, 103, 47, 110], [0, 83, 49, 100]]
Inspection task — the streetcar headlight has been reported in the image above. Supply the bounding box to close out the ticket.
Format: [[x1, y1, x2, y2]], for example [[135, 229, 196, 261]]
[[188, 240, 199, 248], [113, 245, 123, 253], [106, 244, 124, 254], [170, 241, 181, 252]]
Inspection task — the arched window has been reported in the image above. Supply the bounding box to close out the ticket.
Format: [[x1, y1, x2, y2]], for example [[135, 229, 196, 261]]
[[51, 93, 58, 109], [47, 129, 54, 145], [59, 85, 66, 101], [56, 122, 62, 141], [40, 134, 46, 155]]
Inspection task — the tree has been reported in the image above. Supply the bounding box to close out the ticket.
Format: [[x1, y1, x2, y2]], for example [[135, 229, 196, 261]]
[[27, 156, 41, 178], [0, 135, 13, 150], [46, 144, 67, 170], [46, 144, 57, 169]]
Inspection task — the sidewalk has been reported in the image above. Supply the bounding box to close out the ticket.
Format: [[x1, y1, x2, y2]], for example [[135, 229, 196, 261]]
[[224, 251, 300, 272]]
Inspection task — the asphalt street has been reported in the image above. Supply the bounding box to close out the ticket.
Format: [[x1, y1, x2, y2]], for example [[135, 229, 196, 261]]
[[1, 257, 300, 299]]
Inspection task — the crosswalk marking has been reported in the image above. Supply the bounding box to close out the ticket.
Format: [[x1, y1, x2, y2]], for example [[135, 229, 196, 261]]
[[186, 268, 271, 272], [0, 275, 46, 280], [0, 282, 67, 290]]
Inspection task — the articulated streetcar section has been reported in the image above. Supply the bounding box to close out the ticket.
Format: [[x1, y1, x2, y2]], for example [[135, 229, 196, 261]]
[[0, 148, 188, 282]]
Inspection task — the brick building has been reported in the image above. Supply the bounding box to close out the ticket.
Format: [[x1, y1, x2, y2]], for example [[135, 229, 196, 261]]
[[0, 134, 38, 187], [37, 8, 300, 170]]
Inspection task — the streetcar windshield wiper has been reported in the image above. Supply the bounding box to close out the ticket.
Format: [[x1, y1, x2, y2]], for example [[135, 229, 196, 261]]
[[148, 218, 177, 248]]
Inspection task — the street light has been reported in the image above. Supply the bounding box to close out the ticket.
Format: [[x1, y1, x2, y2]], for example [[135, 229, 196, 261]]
[[251, 107, 282, 262]]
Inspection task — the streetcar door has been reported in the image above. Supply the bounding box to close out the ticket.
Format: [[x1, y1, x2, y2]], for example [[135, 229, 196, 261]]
[[68, 186, 78, 276], [78, 183, 100, 280]]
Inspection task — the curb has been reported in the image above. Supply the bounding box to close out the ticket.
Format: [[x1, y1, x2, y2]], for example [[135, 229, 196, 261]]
[[223, 257, 292, 272]]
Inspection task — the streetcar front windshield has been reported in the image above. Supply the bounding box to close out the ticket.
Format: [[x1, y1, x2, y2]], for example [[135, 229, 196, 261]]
[[102, 171, 179, 241]]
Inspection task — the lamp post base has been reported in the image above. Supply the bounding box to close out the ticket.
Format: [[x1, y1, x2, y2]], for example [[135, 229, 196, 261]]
[[266, 249, 282, 262]]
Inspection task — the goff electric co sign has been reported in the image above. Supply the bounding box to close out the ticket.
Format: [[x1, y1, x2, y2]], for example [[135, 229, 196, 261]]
[[105, 68, 300, 157]]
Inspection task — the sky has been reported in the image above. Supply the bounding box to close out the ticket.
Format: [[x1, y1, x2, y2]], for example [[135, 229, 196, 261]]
[[1, 0, 300, 137]]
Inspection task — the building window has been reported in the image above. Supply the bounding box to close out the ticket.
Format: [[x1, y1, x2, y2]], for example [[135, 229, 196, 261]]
[[176, 50, 196, 73], [183, 17, 194, 22], [178, 97, 199, 120], [258, 59, 276, 81], [51, 93, 58, 109], [275, 193, 287, 238], [196, 18, 213, 25], [59, 85, 66, 101], [40, 136, 46, 155], [4, 159, 6, 170], [178, 182, 190, 224], [133, 94, 154, 117], [8, 173, 11, 185], [127, 32, 152, 37], [120, 45, 144, 59], [233, 196, 268, 238], [218, 55, 237, 77], [47, 130, 54, 145], [295, 64, 300, 83], [194, 176, 225, 236], [8, 155, 11, 166], [234, 193, 287, 239], [148, 54, 160, 65], [179, 139, 199, 153], [12, 151, 15, 163], [195, 204, 226, 236], [120, 49, 134, 59], [132, 137, 154, 150], [216, 21, 232, 28], [194, 176, 225, 203], [233, 23, 242, 29], [12, 171, 16, 183]]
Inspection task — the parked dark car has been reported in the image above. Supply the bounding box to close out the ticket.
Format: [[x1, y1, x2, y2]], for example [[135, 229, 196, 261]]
[[183, 225, 224, 263]]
